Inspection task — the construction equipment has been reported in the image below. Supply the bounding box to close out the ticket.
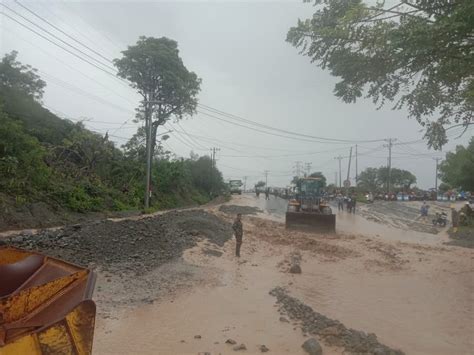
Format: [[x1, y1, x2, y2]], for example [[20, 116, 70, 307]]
[[0, 246, 96, 355], [286, 177, 336, 232]]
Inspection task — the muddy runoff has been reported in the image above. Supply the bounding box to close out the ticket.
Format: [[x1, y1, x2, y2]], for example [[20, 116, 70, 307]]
[[4, 197, 473, 354], [270, 287, 403, 355]]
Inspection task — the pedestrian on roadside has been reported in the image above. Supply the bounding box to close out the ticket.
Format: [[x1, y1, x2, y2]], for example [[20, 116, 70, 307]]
[[351, 195, 357, 214], [346, 196, 352, 213], [265, 188, 270, 200], [337, 193, 344, 211], [232, 213, 243, 257], [420, 202, 429, 220]]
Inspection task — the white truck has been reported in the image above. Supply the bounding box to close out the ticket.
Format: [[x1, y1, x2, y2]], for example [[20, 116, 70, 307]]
[[229, 180, 243, 195]]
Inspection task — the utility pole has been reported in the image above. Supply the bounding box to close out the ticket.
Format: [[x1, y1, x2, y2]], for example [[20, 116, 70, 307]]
[[210, 147, 220, 193], [243, 176, 247, 192], [334, 156, 343, 188], [434, 157, 441, 200], [355, 144, 358, 186], [264, 170, 269, 187], [305, 162, 312, 177], [144, 101, 153, 209], [293, 161, 303, 178], [346, 147, 353, 183], [383, 138, 397, 193], [335, 172, 338, 187], [144, 99, 167, 209]]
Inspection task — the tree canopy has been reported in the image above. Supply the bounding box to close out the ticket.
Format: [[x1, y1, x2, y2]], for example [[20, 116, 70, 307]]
[[309, 171, 327, 187], [0, 51, 45, 101], [438, 137, 474, 191], [287, 0, 473, 149], [358, 166, 417, 191], [114, 36, 201, 151]]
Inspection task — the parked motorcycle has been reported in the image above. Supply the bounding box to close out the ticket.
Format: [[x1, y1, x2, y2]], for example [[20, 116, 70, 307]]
[[432, 212, 447, 227]]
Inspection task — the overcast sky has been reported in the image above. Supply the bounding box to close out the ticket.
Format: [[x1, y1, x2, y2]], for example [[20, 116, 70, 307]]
[[1, 0, 472, 189]]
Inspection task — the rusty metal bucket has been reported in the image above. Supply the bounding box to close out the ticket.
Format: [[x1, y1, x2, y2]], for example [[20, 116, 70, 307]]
[[0, 246, 96, 354]]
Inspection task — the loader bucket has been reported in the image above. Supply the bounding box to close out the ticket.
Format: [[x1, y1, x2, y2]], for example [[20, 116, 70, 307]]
[[0, 246, 96, 355], [285, 211, 336, 233]]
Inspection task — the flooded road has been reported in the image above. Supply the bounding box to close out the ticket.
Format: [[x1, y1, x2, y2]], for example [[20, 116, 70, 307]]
[[94, 194, 474, 354]]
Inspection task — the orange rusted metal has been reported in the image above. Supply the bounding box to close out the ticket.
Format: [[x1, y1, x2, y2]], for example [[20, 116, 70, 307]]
[[0, 246, 96, 355]]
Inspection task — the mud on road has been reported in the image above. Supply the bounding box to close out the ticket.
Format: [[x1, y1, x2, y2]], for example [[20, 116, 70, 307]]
[[358, 201, 451, 234], [2, 195, 473, 354]]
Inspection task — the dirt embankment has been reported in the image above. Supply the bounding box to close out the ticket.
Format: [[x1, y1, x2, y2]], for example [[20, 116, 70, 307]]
[[0, 193, 141, 233]]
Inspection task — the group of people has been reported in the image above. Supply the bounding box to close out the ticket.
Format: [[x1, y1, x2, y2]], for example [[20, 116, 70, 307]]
[[336, 193, 357, 213], [255, 188, 271, 200]]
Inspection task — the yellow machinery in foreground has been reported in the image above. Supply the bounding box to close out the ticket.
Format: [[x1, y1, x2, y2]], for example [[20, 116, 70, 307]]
[[286, 177, 336, 233], [0, 246, 96, 355]]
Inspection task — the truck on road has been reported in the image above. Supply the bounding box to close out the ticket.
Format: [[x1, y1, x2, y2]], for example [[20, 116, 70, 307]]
[[229, 180, 243, 195]]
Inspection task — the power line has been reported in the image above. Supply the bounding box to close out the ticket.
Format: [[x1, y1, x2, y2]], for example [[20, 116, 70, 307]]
[[39, 70, 135, 114], [198, 103, 387, 144], [1, 23, 138, 107], [14, 1, 114, 65], [1, 3, 116, 72], [0, 10, 121, 80], [198, 110, 360, 145]]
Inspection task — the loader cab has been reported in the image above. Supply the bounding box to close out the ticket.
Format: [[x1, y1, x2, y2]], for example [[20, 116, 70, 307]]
[[298, 177, 324, 196]]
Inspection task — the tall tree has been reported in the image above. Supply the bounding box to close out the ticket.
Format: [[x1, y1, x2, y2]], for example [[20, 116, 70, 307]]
[[309, 171, 327, 187], [358, 167, 379, 191], [0, 51, 45, 101], [287, 1, 473, 149], [377, 167, 417, 190], [114, 37, 201, 152], [115, 36, 201, 205], [438, 138, 474, 191]]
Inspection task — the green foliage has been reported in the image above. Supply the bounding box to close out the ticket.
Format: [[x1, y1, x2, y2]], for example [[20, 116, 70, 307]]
[[0, 51, 45, 101], [309, 171, 327, 187], [438, 182, 451, 193], [0, 52, 222, 214], [287, 0, 474, 149], [358, 166, 417, 192], [255, 181, 266, 188], [114, 36, 201, 155], [0, 112, 51, 195], [439, 138, 474, 191], [357, 167, 379, 192]]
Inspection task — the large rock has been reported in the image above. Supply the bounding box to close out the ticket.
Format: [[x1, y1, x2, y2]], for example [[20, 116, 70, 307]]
[[302, 338, 322, 355]]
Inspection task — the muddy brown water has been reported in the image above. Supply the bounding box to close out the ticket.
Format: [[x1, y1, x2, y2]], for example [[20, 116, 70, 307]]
[[93, 195, 474, 354], [2, 195, 472, 354]]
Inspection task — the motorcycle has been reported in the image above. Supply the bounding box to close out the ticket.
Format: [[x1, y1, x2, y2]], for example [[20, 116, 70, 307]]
[[432, 212, 447, 227]]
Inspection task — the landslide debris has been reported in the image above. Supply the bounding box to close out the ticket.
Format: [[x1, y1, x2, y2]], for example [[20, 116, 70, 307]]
[[270, 287, 404, 355], [219, 205, 262, 215], [4, 210, 232, 271]]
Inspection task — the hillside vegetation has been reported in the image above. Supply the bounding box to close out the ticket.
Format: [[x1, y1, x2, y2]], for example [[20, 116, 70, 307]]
[[0, 52, 224, 230]]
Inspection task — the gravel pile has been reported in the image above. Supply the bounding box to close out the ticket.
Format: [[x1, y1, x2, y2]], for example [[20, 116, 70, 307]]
[[4, 210, 232, 271], [270, 287, 404, 355]]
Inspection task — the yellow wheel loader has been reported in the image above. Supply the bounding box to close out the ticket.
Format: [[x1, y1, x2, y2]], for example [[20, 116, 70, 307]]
[[286, 177, 336, 232], [0, 246, 96, 355]]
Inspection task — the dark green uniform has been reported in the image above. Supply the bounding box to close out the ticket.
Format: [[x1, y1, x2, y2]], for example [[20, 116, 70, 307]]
[[232, 219, 243, 257]]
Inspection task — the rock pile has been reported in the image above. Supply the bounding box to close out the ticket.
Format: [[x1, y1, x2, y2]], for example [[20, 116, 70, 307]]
[[4, 210, 233, 272], [270, 287, 404, 355]]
